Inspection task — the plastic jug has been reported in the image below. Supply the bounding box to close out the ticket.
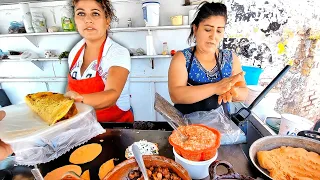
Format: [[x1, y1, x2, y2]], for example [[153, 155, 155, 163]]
[[142, 2, 160, 27]]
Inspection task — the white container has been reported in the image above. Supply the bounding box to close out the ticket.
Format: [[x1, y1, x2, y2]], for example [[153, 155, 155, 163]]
[[188, 9, 197, 24], [245, 85, 281, 122], [142, 2, 160, 27], [278, 114, 314, 135], [173, 148, 218, 179], [183, 16, 189, 25], [20, 3, 34, 33], [146, 30, 156, 55]]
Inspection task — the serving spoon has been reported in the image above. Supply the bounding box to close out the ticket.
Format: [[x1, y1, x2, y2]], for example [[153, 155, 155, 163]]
[[132, 143, 149, 180]]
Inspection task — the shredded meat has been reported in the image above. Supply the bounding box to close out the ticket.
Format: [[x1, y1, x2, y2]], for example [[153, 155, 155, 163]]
[[128, 166, 182, 180]]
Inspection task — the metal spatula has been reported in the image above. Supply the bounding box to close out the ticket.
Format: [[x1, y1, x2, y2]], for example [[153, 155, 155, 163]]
[[154, 93, 188, 141]]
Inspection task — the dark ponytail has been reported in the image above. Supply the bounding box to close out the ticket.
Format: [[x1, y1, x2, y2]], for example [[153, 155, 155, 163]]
[[188, 1, 227, 44]]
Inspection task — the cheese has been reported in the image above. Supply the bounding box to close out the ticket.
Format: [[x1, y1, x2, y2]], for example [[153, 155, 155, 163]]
[[125, 140, 159, 159]]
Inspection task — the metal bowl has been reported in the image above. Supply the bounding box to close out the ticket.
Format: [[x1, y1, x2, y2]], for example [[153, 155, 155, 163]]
[[103, 155, 191, 180], [249, 135, 320, 179]]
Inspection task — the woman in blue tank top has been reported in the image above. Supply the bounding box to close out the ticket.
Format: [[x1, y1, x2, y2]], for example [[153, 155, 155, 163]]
[[168, 2, 248, 115]]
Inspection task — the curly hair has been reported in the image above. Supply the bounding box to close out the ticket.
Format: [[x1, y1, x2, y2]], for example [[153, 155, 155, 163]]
[[72, 0, 116, 21]]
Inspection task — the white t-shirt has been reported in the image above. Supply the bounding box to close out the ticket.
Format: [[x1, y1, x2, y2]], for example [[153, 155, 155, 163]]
[[68, 37, 131, 111]]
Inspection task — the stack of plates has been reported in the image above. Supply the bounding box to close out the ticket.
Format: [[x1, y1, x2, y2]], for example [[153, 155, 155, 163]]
[[266, 117, 281, 134]]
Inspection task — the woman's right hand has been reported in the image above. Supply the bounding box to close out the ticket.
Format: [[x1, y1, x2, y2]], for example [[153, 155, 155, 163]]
[[0, 110, 5, 120], [213, 72, 244, 95]]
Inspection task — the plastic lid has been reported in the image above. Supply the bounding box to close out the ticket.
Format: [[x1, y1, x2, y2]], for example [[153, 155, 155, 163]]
[[142, 1, 160, 5]]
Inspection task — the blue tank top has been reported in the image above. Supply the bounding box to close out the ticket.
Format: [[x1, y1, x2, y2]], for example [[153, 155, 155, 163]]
[[181, 47, 233, 83]]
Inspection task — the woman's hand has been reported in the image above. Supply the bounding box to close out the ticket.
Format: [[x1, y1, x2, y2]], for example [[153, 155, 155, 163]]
[[0, 110, 5, 120], [64, 91, 84, 102], [213, 72, 244, 95], [0, 111, 13, 161], [218, 81, 246, 104]]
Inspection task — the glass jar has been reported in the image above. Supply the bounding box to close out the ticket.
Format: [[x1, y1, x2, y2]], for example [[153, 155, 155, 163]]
[[162, 42, 168, 55]]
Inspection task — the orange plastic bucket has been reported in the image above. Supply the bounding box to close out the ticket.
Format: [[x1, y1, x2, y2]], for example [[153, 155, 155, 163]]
[[169, 124, 221, 161]]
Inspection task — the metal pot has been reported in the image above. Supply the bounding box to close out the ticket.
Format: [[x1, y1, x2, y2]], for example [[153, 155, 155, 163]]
[[249, 135, 320, 179]]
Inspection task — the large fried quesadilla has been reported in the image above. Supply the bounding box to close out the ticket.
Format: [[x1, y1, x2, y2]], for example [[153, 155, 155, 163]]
[[25, 92, 78, 126]]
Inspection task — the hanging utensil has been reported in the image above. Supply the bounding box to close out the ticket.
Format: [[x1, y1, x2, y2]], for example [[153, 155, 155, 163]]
[[231, 65, 291, 133], [132, 144, 149, 180], [154, 93, 188, 142]]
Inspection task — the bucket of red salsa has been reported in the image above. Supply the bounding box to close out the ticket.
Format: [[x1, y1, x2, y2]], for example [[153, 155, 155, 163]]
[[169, 124, 221, 161]]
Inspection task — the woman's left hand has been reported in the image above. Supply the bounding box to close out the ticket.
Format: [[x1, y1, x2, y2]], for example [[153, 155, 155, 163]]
[[0, 111, 13, 161], [64, 91, 84, 102], [218, 81, 246, 104]]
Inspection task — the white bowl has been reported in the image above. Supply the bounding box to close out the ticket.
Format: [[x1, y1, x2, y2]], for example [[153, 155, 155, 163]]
[[279, 114, 314, 135], [173, 148, 218, 179]]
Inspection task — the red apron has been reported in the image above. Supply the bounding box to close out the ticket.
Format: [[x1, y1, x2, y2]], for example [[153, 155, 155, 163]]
[[68, 39, 134, 123]]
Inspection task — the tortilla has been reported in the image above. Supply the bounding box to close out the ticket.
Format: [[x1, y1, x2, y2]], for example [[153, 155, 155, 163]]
[[44, 165, 81, 180], [69, 143, 102, 164], [99, 159, 114, 180], [25, 92, 78, 126], [257, 146, 320, 180], [80, 170, 90, 180]]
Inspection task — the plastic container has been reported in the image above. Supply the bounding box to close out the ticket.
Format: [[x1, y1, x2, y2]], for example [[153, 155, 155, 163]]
[[173, 148, 217, 179], [171, 15, 183, 26], [279, 114, 314, 135], [242, 66, 263, 85], [169, 124, 221, 161], [188, 9, 197, 24], [142, 2, 160, 27]]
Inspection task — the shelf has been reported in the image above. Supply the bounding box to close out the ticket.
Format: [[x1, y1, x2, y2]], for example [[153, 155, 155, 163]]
[[0, 77, 67, 82], [0, 55, 170, 62], [110, 25, 190, 32], [0, 0, 141, 6], [0, 58, 67, 62], [0, 77, 168, 82], [0, 58, 67, 71], [0, 25, 190, 48], [0, 56, 171, 70], [131, 55, 171, 59], [0, 25, 190, 38], [0, 32, 78, 38]]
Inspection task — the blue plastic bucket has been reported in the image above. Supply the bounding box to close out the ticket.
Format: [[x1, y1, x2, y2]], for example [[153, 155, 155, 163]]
[[242, 66, 263, 85]]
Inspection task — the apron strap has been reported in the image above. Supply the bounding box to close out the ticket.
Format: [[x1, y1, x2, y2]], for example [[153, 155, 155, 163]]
[[70, 39, 107, 75], [187, 47, 196, 73], [215, 51, 230, 116]]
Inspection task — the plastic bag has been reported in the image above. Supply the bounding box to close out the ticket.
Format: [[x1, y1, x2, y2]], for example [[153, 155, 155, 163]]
[[184, 106, 246, 145], [32, 12, 47, 33], [0, 103, 106, 165]]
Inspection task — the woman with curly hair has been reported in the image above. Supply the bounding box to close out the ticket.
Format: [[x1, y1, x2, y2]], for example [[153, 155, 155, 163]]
[[65, 0, 133, 122]]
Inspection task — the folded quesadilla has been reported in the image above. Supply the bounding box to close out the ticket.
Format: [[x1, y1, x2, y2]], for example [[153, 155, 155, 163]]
[[25, 92, 78, 126]]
